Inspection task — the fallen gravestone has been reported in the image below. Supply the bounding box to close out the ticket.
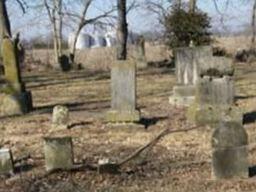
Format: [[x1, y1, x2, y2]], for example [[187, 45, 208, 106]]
[[212, 121, 248, 179]]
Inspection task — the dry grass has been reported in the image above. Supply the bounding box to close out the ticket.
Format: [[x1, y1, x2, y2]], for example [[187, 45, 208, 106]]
[[25, 44, 170, 72]]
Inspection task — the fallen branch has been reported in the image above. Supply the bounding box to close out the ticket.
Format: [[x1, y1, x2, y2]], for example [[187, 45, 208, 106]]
[[117, 126, 200, 167]]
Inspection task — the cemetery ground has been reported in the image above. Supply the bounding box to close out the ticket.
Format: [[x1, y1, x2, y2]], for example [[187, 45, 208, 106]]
[[1, 62, 256, 192]]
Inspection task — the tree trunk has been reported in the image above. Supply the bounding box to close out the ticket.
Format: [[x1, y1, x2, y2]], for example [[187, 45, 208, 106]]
[[116, 0, 128, 60], [251, 0, 256, 50], [69, 25, 83, 66], [189, 0, 196, 13]]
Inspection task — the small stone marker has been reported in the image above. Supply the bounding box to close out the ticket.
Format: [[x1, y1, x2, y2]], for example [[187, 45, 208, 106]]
[[169, 46, 213, 106], [44, 137, 73, 171], [212, 121, 248, 179], [106, 60, 140, 123], [0, 148, 14, 175], [52, 105, 69, 129]]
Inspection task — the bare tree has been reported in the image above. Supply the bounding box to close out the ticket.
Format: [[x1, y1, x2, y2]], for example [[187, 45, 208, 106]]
[[43, 0, 63, 67], [251, 0, 256, 49], [66, 0, 116, 66]]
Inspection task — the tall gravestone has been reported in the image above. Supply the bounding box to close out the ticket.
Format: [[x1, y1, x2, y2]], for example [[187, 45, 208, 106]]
[[169, 46, 213, 106], [135, 35, 147, 69], [187, 57, 242, 126], [0, 37, 32, 117], [212, 121, 248, 179], [106, 60, 140, 123]]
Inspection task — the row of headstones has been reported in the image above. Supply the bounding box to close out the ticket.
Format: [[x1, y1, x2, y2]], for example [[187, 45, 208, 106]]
[[0, 36, 147, 117], [169, 46, 248, 179]]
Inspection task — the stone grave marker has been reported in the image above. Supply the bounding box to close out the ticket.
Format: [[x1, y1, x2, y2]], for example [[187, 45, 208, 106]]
[[135, 35, 147, 69], [106, 60, 140, 123], [0, 37, 32, 117], [44, 137, 73, 171], [52, 105, 69, 129], [0, 148, 14, 175], [169, 46, 213, 106], [212, 121, 248, 179], [187, 56, 241, 126]]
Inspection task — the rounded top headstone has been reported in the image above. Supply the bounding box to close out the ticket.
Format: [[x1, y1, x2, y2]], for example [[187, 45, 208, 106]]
[[212, 121, 248, 148]]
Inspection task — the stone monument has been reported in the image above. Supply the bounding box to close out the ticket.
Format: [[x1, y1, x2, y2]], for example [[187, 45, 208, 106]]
[[0, 37, 32, 117], [106, 60, 140, 123], [169, 46, 213, 106], [44, 137, 73, 171], [135, 35, 147, 69], [187, 57, 242, 126]]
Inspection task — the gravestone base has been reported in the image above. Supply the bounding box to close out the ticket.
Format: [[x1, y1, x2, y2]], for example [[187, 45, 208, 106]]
[[0, 149, 14, 175], [0, 91, 32, 117], [106, 110, 140, 123], [212, 147, 248, 179], [187, 105, 242, 127], [169, 85, 195, 106], [44, 137, 73, 172]]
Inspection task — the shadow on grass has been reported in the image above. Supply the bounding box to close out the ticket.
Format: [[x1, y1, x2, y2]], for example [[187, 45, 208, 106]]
[[243, 111, 256, 125], [148, 59, 174, 68], [139, 116, 168, 129]]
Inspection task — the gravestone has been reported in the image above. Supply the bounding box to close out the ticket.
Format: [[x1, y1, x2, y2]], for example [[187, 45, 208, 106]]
[[169, 46, 213, 106], [106, 60, 140, 123], [0, 148, 14, 175], [187, 57, 241, 126], [212, 121, 248, 179], [0, 37, 32, 117], [135, 35, 147, 69], [52, 105, 69, 129], [44, 137, 73, 171]]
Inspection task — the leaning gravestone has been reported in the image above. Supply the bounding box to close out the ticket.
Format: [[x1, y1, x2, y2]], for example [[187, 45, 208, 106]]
[[187, 57, 242, 126], [0, 37, 32, 117], [0, 148, 14, 175], [44, 137, 73, 171], [169, 46, 213, 106], [212, 121, 248, 179], [106, 60, 140, 123]]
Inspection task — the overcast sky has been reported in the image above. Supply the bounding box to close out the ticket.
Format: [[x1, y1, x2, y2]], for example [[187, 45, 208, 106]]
[[7, 0, 253, 40]]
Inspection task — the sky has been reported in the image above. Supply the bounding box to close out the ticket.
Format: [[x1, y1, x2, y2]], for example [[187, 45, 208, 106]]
[[6, 0, 254, 40]]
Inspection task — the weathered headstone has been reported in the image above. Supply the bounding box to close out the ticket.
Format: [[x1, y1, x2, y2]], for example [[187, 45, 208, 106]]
[[44, 137, 73, 171], [106, 60, 140, 123], [52, 105, 69, 129], [212, 121, 248, 179], [135, 35, 147, 69], [0, 37, 32, 117], [169, 46, 213, 106], [0, 148, 14, 175], [187, 56, 240, 126]]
